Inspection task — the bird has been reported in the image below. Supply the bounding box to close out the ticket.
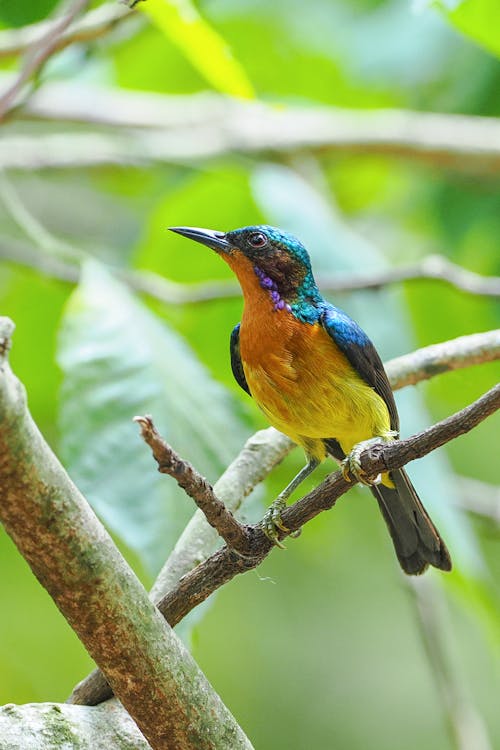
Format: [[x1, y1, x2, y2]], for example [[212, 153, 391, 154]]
[[169, 224, 452, 575]]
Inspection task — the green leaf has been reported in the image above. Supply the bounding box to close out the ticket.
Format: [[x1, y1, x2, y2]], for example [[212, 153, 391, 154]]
[[0, 0, 59, 27], [57, 260, 247, 573], [433, 0, 500, 58], [136, 0, 254, 98]]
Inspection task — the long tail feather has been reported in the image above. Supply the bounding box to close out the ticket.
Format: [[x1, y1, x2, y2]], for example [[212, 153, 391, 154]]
[[370, 468, 452, 575]]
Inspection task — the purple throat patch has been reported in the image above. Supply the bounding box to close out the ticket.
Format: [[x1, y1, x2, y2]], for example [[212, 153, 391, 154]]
[[254, 266, 292, 312]]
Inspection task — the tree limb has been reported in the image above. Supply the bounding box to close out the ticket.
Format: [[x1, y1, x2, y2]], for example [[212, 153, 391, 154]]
[[147, 327, 500, 598], [0, 317, 253, 750], [384, 330, 500, 388], [0, 0, 90, 122], [0, 700, 150, 750], [69, 329, 500, 704], [0, 4, 135, 60], [70, 384, 500, 705], [1, 81, 500, 171], [134, 414, 251, 552]]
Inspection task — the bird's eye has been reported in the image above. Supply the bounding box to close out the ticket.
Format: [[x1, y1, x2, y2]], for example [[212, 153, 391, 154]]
[[248, 232, 268, 248]]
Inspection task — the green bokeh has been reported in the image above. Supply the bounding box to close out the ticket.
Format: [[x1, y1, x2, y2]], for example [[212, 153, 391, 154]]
[[0, 0, 499, 748], [0, 0, 59, 27]]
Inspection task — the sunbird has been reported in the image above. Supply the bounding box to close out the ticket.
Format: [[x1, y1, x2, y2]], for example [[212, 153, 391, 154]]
[[170, 225, 451, 575]]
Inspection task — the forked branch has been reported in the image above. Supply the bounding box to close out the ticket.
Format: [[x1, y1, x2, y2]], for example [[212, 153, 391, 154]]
[[70, 383, 500, 705]]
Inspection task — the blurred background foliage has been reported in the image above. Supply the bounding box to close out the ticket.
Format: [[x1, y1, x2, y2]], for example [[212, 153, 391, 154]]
[[0, 0, 499, 748]]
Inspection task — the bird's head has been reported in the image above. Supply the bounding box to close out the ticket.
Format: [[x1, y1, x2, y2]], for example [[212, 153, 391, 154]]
[[169, 224, 319, 307]]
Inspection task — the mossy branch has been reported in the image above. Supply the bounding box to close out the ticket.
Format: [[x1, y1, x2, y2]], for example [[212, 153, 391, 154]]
[[0, 317, 253, 750]]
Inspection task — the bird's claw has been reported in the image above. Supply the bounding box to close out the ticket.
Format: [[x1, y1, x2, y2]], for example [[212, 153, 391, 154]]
[[261, 497, 296, 549], [341, 439, 383, 486]]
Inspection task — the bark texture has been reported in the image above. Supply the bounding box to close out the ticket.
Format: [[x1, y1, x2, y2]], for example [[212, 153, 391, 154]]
[[0, 701, 149, 750], [0, 317, 253, 750]]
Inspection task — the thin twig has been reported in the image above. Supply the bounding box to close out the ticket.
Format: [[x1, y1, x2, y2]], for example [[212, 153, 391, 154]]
[[0, 173, 82, 262], [149, 329, 499, 596], [70, 384, 500, 705], [0, 0, 89, 121], [0, 4, 134, 60], [137, 374, 500, 556], [171, 384, 500, 549], [0, 180, 498, 299], [319, 256, 500, 297], [155, 385, 500, 615], [130, 262, 500, 300], [0, 239, 81, 283], [148, 426, 291, 601], [2, 238, 500, 302], [134, 415, 250, 552]]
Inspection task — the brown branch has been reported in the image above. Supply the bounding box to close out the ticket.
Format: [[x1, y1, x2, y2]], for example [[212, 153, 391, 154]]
[[0, 0, 90, 122], [70, 384, 500, 706], [134, 357, 500, 553], [0, 4, 135, 60], [134, 415, 250, 552], [158, 383, 500, 548], [0, 317, 253, 750]]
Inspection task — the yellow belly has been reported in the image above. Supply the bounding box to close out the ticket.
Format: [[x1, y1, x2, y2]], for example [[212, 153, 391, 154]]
[[240, 309, 393, 460], [226, 251, 394, 463]]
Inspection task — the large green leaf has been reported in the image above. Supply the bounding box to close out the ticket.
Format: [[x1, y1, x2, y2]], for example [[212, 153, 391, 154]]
[[136, 0, 254, 98], [433, 0, 500, 58], [57, 260, 247, 573]]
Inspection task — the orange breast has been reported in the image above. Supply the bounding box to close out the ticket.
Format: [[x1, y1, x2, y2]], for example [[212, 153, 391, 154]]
[[225, 251, 392, 456]]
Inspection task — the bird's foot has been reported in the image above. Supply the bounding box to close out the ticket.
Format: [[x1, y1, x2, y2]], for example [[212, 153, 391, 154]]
[[341, 438, 385, 486], [261, 496, 300, 549]]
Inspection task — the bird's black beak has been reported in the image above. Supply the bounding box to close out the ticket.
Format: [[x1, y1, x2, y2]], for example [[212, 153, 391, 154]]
[[169, 226, 231, 253]]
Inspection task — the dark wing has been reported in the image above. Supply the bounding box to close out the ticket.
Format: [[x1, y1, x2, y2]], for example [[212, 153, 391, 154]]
[[320, 305, 399, 432], [230, 323, 251, 396]]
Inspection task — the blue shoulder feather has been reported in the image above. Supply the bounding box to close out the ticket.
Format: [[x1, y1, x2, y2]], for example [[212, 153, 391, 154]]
[[320, 303, 399, 432]]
